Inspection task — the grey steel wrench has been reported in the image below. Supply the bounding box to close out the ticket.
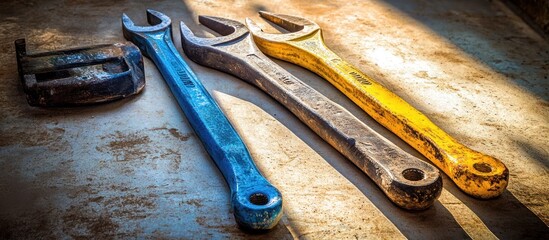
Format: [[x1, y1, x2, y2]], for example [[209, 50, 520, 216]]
[[179, 16, 442, 210], [122, 10, 282, 230]]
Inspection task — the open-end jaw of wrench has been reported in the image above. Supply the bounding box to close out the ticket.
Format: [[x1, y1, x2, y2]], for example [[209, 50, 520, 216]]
[[180, 16, 442, 210], [246, 12, 509, 199], [122, 10, 282, 230]]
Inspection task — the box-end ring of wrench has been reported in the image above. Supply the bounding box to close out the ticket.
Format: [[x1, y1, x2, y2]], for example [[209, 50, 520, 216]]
[[121, 10, 282, 230], [180, 16, 442, 210]]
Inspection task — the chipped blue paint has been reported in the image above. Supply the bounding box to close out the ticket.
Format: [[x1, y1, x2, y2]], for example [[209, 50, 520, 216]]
[[121, 9, 282, 230]]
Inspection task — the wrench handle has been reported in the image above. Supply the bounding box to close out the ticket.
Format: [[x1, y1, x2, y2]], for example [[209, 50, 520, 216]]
[[137, 31, 282, 229], [254, 31, 508, 198], [241, 53, 442, 209]]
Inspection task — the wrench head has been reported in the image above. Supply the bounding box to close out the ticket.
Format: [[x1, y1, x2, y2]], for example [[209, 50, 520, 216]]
[[180, 16, 261, 75], [180, 15, 249, 47], [245, 11, 320, 42], [122, 9, 172, 57]]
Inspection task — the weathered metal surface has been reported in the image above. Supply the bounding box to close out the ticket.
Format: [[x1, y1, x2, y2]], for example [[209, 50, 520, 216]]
[[15, 39, 145, 107], [247, 12, 510, 199], [1, 0, 548, 239], [122, 9, 282, 230], [180, 16, 442, 210]]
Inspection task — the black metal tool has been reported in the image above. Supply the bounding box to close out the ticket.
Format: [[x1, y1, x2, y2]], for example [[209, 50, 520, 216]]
[[180, 16, 443, 210], [15, 39, 145, 107]]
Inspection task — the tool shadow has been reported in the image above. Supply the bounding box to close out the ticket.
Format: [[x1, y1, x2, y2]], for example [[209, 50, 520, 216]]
[[274, 59, 549, 239], [275, 57, 549, 239], [201, 59, 471, 239], [445, 181, 549, 239]]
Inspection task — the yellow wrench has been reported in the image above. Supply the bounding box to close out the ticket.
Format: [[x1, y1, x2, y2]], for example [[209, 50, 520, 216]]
[[246, 12, 508, 199]]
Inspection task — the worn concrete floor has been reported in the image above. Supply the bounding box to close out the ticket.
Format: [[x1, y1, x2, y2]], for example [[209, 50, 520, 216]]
[[0, 0, 548, 239]]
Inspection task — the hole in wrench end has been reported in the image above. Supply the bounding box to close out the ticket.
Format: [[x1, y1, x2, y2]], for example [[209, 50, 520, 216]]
[[249, 192, 269, 205], [473, 162, 493, 173], [402, 168, 425, 181]]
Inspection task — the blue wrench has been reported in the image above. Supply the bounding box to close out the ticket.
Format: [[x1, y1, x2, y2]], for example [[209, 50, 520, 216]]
[[121, 10, 282, 230]]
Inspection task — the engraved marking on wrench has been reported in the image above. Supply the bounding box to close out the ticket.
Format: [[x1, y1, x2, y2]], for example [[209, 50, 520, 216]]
[[349, 72, 372, 85], [170, 58, 195, 88], [331, 59, 371, 85]]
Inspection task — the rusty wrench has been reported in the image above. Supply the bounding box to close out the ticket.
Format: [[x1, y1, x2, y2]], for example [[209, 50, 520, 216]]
[[180, 16, 442, 210], [246, 12, 509, 199], [121, 10, 282, 230]]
